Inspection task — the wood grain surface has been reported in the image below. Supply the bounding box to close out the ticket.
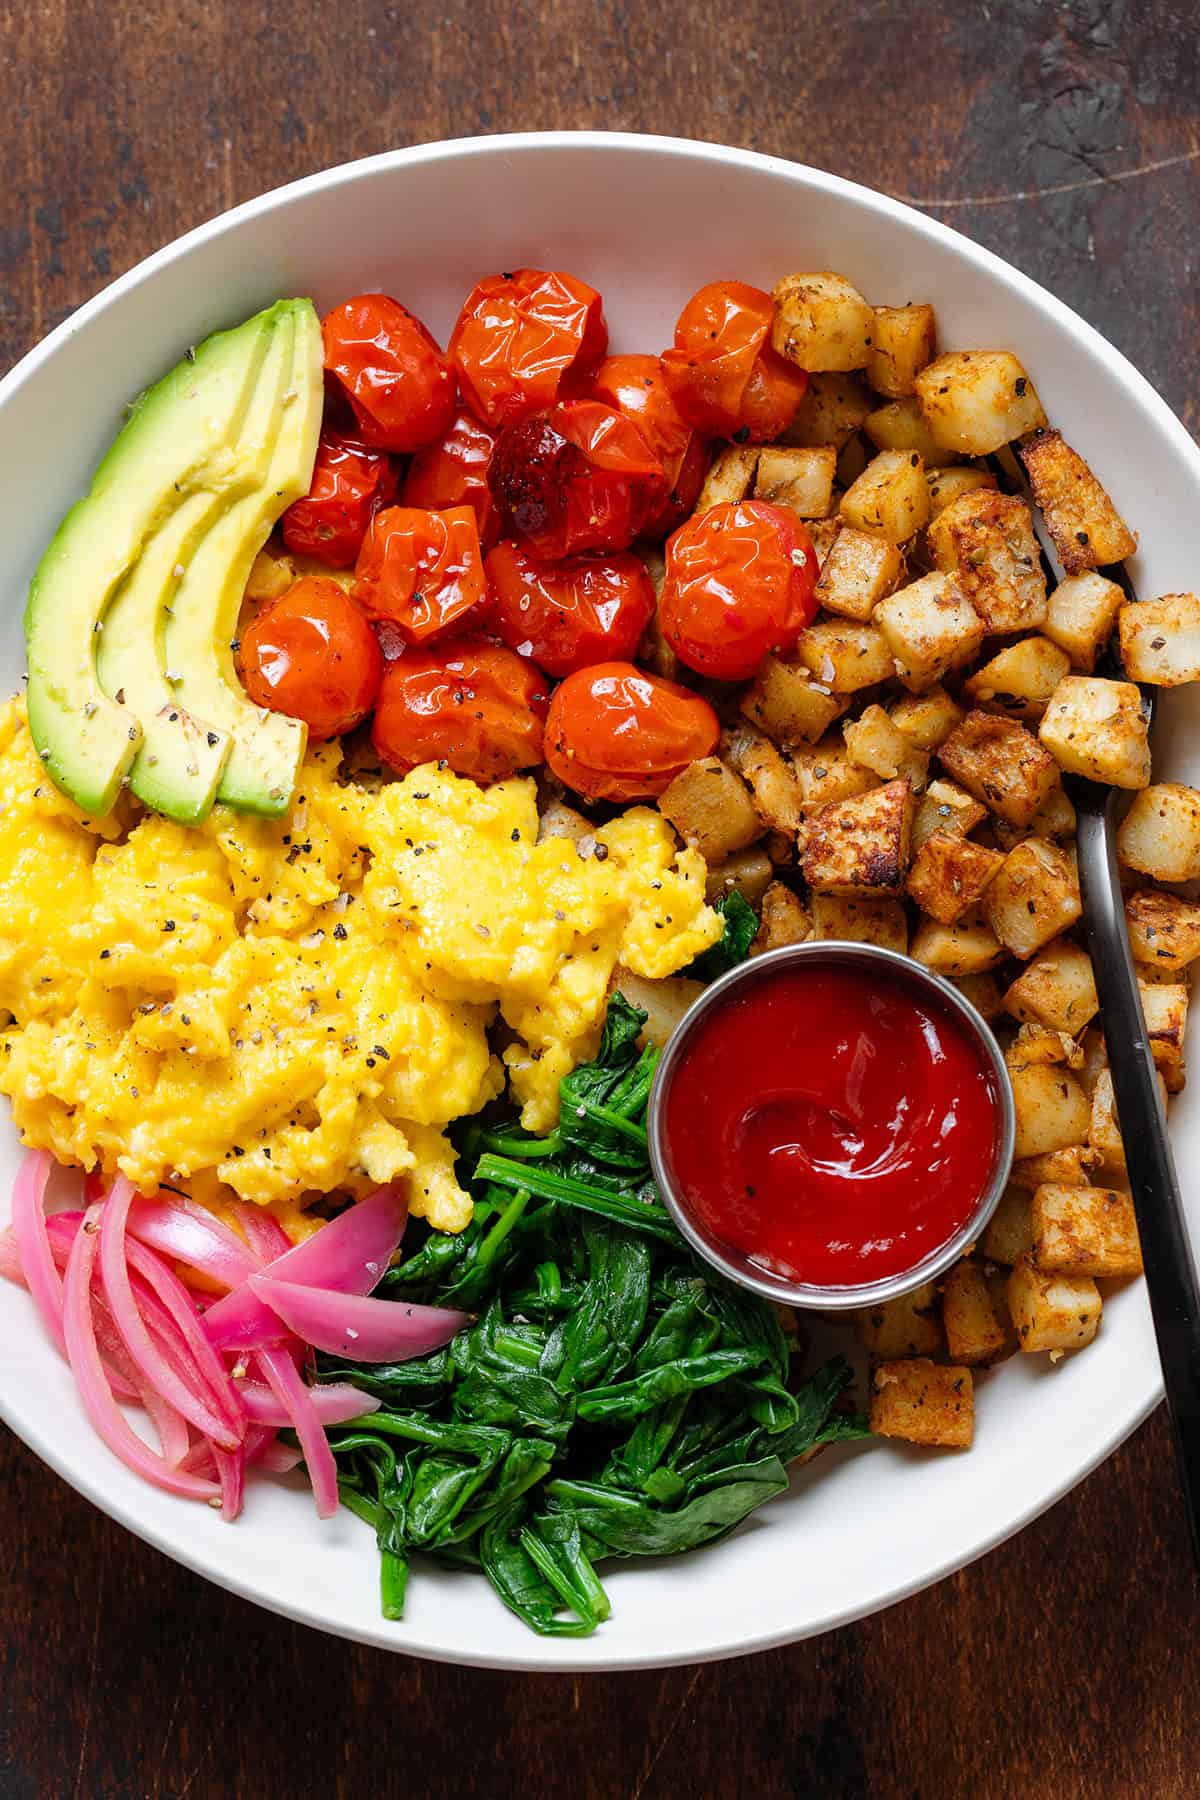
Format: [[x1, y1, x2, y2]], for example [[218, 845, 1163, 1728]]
[[3, 1, 1199, 1794]]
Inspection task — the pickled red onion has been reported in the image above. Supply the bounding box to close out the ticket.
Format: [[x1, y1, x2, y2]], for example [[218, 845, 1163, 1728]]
[[249, 1276, 468, 1362]]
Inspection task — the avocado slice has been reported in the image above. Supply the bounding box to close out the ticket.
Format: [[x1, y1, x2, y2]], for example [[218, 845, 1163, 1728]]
[[163, 297, 323, 816], [24, 306, 278, 817]]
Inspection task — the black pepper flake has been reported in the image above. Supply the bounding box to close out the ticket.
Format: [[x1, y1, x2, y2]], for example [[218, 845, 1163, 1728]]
[[100, 949, 111, 960], [1014, 376, 1027, 397], [163, 919, 176, 932], [372, 1044, 389, 1059], [365, 1056, 377, 1068], [732, 426, 751, 444], [593, 843, 609, 862], [263, 1148, 272, 1160], [511, 828, 521, 842], [334, 922, 348, 940]]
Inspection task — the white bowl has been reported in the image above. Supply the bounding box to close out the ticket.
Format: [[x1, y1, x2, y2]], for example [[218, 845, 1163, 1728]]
[[0, 131, 1192, 1672]]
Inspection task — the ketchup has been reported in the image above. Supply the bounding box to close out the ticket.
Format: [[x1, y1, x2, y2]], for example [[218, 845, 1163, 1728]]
[[659, 960, 1002, 1288]]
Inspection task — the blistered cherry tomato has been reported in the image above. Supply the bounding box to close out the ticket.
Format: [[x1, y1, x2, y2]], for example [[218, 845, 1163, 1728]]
[[281, 430, 398, 568], [590, 354, 710, 540], [239, 578, 382, 741], [659, 500, 819, 681], [661, 282, 808, 441], [544, 661, 720, 802], [449, 269, 607, 428], [354, 505, 487, 644], [642, 428, 711, 540], [371, 638, 549, 784], [485, 541, 656, 677], [489, 400, 665, 560], [322, 295, 456, 453], [402, 409, 500, 549]]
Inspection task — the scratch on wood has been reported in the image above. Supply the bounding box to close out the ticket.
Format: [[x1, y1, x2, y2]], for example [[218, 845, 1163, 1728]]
[[70, 1554, 107, 1800], [630, 1665, 705, 1800], [899, 144, 1200, 210]]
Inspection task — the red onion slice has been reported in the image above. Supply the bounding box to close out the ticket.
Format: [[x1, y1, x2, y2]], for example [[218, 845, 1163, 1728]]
[[248, 1277, 468, 1363], [255, 1345, 340, 1518]]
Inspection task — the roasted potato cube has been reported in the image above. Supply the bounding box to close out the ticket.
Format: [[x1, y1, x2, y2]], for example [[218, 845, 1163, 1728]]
[[983, 839, 1081, 959], [1118, 593, 1200, 687], [843, 704, 930, 789], [876, 573, 983, 692], [910, 909, 1004, 976], [704, 847, 775, 908], [609, 968, 704, 1051], [1010, 1145, 1099, 1191], [814, 525, 903, 621], [800, 778, 914, 896], [865, 303, 937, 397], [1008, 1255, 1101, 1353], [927, 465, 998, 515], [779, 372, 873, 448], [245, 547, 295, 602], [938, 711, 1060, 828], [993, 783, 1079, 853], [914, 350, 1047, 455], [771, 271, 875, 372], [809, 893, 908, 953], [1006, 1023, 1083, 1071], [963, 637, 1071, 725], [793, 736, 880, 810], [1019, 429, 1137, 573], [1126, 889, 1200, 971], [858, 1282, 942, 1359], [695, 443, 760, 511], [1011, 1063, 1091, 1159], [750, 880, 812, 954], [658, 758, 761, 862], [942, 1261, 1017, 1366], [911, 778, 987, 851], [739, 655, 847, 748], [1139, 978, 1189, 1092], [949, 970, 1005, 1020], [889, 686, 964, 751], [1004, 937, 1098, 1033], [1042, 572, 1124, 672], [863, 397, 954, 468], [1135, 961, 1187, 986], [929, 489, 1047, 635], [1032, 1185, 1143, 1279], [907, 828, 1004, 924], [1117, 783, 1200, 882], [807, 516, 843, 563], [754, 445, 837, 520], [840, 449, 931, 543], [795, 619, 895, 692], [870, 1359, 973, 1448], [982, 1185, 1035, 1264], [1039, 676, 1150, 790], [722, 727, 803, 834], [538, 798, 592, 844]]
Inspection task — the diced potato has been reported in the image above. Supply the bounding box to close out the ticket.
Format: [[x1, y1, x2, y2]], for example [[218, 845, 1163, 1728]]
[[889, 686, 963, 751], [942, 1261, 1017, 1366], [739, 655, 847, 748], [809, 893, 908, 953], [949, 970, 1005, 1020], [638, 602, 680, 683], [1042, 572, 1125, 672], [982, 1186, 1034, 1264], [858, 1281, 942, 1359], [704, 847, 775, 908], [794, 620, 896, 692], [1117, 784, 1200, 882], [1126, 890, 1200, 971], [929, 489, 1047, 634], [1118, 593, 1200, 687], [836, 436, 869, 489], [765, 829, 797, 866], [245, 547, 295, 602], [1078, 1031, 1110, 1098], [865, 303, 936, 397], [910, 909, 1004, 976], [939, 711, 1060, 828], [927, 465, 998, 515], [793, 735, 880, 810], [1136, 961, 1187, 986], [983, 839, 1081, 959], [876, 573, 983, 692], [1007, 1255, 1101, 1353], [870, 1359, 973, 1449], [771, 271, 875, 372], [1011, 1063, 1091, 1159], [779, 372, 873, 448], [694, 444, 760, 512], [659, 758, 761, 862], [1004, 937, 1098, 1033], [863, 397, 955, 468], [840, 449, 931, 543], [1019, 429, 1137, 573], [1009, 1145, 1099, 1191], [750, 881, 811, 954], [814, 525, 903, 621], [843, 705, 929, 789], [1032, 1185, 1143, 1279], [609, 968, 705, 1051], [723, 725, 803, 834], [1028, 783, 1077, 840], [754, 445, 837, 520], [537, 798, 592, 844], [963, 637, 1071, 725], [1139, 979, 1189, 1092], [1039, 676, 1150, 790], [911, 778, 987, 851], [1006, 1023, 1083, 1071], [808, 516, 843, 564], [906, 828, 1004, 925], [800, 778, 914, 897], [914, 350, 1047, 455]]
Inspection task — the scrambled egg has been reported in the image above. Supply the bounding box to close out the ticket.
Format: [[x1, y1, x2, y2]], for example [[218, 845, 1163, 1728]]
[[0, 702, 718, 1230]]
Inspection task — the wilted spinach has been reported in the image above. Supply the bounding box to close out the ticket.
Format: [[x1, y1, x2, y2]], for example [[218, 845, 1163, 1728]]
[[686, 890, 759, 981]]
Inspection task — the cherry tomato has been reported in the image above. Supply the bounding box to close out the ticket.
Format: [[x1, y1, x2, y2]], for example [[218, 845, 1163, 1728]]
[[322, 294, 456, 453], [371, 638, 549, 784], [489, 400, 665, 560], [642, 428, 711, 540], [485, 541, 656, 677], [449, 269, 607, 428], [590, 353, 710, 540], [281, 430, 398, 568], [239, 577, 382, 741], [544, 662, 720, 802], [402, 408, 500, 549], [354, 505, 487, 644], [659, 500, 819, 681], [661, 281, 808, 440]]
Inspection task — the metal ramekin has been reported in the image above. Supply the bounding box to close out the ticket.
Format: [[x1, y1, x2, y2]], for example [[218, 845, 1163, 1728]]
[[647, 940, 1016, 1311]]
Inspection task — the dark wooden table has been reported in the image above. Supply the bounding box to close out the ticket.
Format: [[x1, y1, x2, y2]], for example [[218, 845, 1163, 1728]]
[[4, 2, 1199, 1794]]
